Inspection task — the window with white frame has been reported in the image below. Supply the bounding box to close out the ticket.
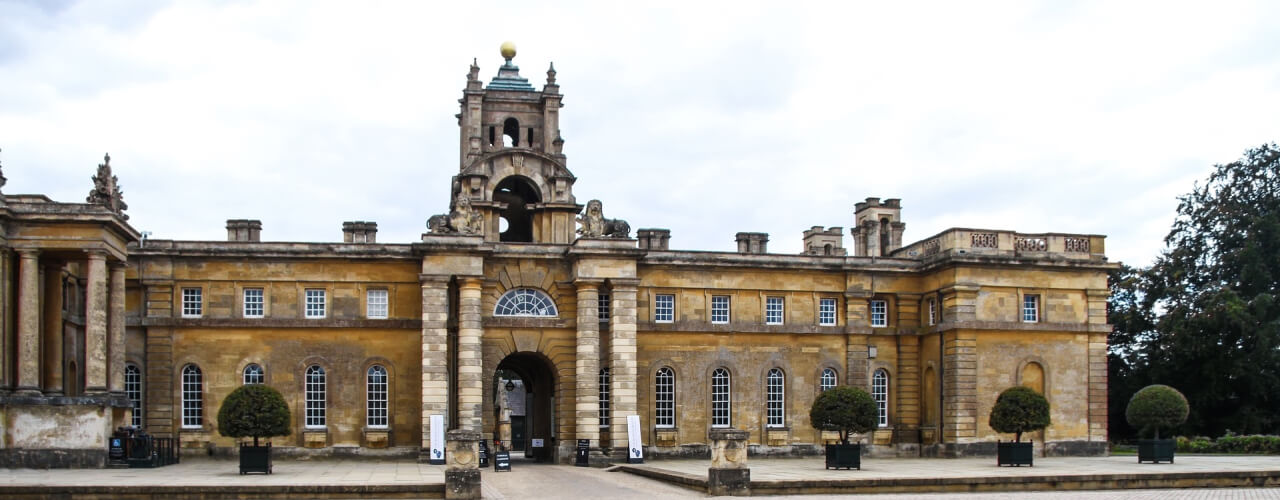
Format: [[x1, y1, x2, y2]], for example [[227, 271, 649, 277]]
[[125, 364, 143, 427], [305, 289, 326, 319], [181, 288, 202, 318], [819, 298, 837, 326], [654, 294, 674, 323], [243, 363, 264, 385], [711, 295, 730, 324], [305, 365, 326, 428], [711, 368, 730, 427], [243, 288, 264, 318], [493, 288, 559, 317], [927, 297, 937, 326], [367, 289, 388, 319], [766, 368, 785, 427], [870, 300, 888, 327], [367, 365, 388, 428], [598, 367, 611, 429], [181, 365, 202, 428], [872, 369, 889, 427], [765, 296, 784, 325], [1022, 294, 1040, 323], [598, 293, 611, 323], [820, 368, 837, 392], [654, 367, 675, 428]]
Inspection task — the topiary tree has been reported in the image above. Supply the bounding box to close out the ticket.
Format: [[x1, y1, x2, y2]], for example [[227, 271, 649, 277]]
[[809, 386, 878, 445], [217, 384, 291, 447], [1126, 384, 1189, 440], [989, 386, 1051, 442]]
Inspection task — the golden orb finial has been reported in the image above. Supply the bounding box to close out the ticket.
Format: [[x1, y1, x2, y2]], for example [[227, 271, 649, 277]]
[[500, 41, 517, 60]]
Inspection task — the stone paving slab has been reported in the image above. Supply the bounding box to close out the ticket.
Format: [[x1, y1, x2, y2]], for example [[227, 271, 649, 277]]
[[0, 457, 445, 487]]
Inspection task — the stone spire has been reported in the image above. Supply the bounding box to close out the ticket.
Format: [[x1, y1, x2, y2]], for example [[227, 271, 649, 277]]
[[543, 62, 559, 95], [487, 41, 535, 91], [86, 152, 129, 220]]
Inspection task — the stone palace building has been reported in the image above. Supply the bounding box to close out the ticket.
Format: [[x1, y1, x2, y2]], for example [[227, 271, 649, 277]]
[[0, 45, 1115, 467]]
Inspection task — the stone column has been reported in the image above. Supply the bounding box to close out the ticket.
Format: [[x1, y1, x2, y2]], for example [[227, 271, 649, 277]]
[[420, 275, 451, 458], [444, 429, 482, 500], [607, 279, 639, 459], [16, 249, 42, 394], [84, 250, 109, 394], [708, 428, 750, 496], [42, 261, 65, 395], [457, 277, 484, 432], [108, 261, 127, 395], [574, 280, 601, 450]]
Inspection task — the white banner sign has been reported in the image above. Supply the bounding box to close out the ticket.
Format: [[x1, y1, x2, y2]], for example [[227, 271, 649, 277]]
[[626, 414, 644, 463], [429, 414, 445, 464]]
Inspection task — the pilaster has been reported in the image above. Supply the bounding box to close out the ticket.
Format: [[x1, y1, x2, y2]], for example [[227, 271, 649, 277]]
[[1088, 332, 1109, 442], [607, 279, 638, 459], [942, 331, 977, 443], [84, 250, 108, 394], [16, 249, 41, 394], [457, 277, 484, 432], [574, 279, 601, 446]]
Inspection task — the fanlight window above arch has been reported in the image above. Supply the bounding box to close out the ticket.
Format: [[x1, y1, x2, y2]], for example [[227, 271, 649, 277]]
[[494, 288, 559, 317]]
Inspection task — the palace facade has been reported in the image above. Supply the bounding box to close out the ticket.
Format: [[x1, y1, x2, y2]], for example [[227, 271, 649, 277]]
[[0, 46, 1114, 467]]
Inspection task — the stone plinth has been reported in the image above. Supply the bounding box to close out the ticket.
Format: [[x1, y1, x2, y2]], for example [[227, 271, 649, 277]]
[[708, 428, 750, 496], [445, 430, 481, 500]]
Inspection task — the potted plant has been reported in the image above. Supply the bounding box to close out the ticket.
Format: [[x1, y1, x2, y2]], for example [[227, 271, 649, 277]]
[[989, 386, 1050, 467], [217, 384, 291, 474], [1126, 384, 1188, 464], [809, 386, 877, 470]]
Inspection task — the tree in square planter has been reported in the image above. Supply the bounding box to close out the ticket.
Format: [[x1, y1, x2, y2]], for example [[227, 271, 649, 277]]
[[989, 386, 1050, 467], [809, 386, 877, 470], [217, 384, 291, 475], [1126, 384, 1188, 464]]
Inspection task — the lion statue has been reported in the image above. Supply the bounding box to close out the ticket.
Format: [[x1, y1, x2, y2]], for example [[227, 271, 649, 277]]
[[577, 199, 630, 239], [427, 194, 483, 235]]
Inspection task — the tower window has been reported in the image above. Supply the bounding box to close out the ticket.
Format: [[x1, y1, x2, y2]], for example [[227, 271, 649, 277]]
[[503, 117, 520, 147]]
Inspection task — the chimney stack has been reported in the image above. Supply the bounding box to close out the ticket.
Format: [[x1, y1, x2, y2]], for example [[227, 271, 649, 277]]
[[343, 221, 378, 243], [735, 232, 769, 254], [637, 228, 671, 250], [226, 219, 262, 242]]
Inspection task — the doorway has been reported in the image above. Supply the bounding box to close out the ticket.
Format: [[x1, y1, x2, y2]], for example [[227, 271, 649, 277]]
[[494, 352, 557, 462]]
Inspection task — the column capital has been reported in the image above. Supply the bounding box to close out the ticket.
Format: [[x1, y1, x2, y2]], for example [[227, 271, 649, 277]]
[[419, 274, 452, 285], [574, 278, 603, 290], [458, 276, 484, 289], [85, 249, 108, 261], [16, 248, 39, 259], [606, 278, 640, 290], [108, 260, 129, 270]]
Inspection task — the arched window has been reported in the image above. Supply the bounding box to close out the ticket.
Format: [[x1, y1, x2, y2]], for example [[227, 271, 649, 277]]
[[872, 369, 889, 427], [243, 364, 264, 385], [494, 288, 558, 317], [820, 368, 838, 392], [181, 365, 203, 429], [655, 367, 675, 428], [305, 365, 326, 428], [125, 364, 143, 428], [711, 368, 730, 428], [599, 367, 611, 429], [367, 365, 388, 428], [766, 368, 785, 428], [880, 218, 891, 255], [502, 117, 520, 147]]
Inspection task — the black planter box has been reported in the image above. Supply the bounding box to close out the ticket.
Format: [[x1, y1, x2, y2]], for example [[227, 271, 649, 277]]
[[824, 443, 861, 470], [239, 443, 272, 475], [997, 441, 1033, 467], [1137, 439, 1176, 464]]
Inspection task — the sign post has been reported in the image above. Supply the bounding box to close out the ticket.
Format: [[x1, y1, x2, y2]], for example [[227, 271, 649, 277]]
[[626, 414, 644, 464]]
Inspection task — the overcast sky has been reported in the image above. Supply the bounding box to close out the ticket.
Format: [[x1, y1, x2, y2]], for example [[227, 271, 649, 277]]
[[2, 1, 1278, 267]]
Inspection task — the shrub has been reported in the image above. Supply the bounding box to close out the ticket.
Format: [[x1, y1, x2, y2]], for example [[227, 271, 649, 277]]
[[217, 384, 291, 447], [988, 386, 1051, 442], [1125, 384, 1188, 440], [809, 386, 878, 445]]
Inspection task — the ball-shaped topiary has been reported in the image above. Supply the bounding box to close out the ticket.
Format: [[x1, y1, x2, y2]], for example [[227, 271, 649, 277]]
[[217, 384, 291, 447], [1126, 384, 1188, 440], [809, 386, 878, 445], [988, 386, 1051, 443]]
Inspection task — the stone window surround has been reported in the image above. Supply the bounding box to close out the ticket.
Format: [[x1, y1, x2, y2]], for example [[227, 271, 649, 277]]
[[242, 286, 265, 318], [180, 287, 202, 318], [1022, 291, 1042, 323], [361, 357, 395, 433], [818, 297, 838, 326], [764, 296, 785, 325], [366, 288, 389, 319]]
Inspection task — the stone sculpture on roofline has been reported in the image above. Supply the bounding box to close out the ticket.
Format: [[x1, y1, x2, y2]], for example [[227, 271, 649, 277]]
[[86, 152, 129, 220], [577, 199, 629, 239]]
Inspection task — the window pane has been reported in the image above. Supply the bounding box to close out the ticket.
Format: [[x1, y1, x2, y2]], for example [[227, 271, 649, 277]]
[[1023, 294, 1039, 322], [367, 289, 389, 319], [494, 288, 559, 317], [182, 365, 202, 428], [125, 364, 143, 428], [655, 367, 675, 428], [654, 294, 674, 322], [873, 369, 889, 427], [711, 296, 730, 324], [306, 365, 326, 427], [711, 368, 730, 427], [367, 365, 388, 428], [244, 288, 264, 318], [767, 368, 784, 427], [598, 367, 611, 428], [766, 296, 784, 325], [243, 364, 264, 385], [819, 298, 836, 326], [871, 300, 887, 327], [598, 293, 611, 323], [305, 289, 326, 318], [820, 368, 837, 392], [182, 288, 202, 318]]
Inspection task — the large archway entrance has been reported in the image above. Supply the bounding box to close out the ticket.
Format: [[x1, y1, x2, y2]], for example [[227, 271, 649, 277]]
[[493, 352, 557, 462]]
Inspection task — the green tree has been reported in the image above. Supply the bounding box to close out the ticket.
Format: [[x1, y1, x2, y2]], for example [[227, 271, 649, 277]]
[[1142, 143, 1280, 436], [217, 384, 291, 447], [809, 386, 877, 445], [988, 386, 1050, 443], [1126, 384, 1189, 439], [1107, 263, 1158, 441]]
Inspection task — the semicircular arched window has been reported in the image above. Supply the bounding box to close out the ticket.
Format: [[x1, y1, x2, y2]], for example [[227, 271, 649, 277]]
[[494, 288, 559, 317]]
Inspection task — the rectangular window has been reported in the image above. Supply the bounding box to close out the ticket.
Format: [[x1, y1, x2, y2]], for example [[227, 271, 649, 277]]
[[1023, 294, 1040, 323], [305, 289, 326, 319], [598, 293, 611, 323], [710, 295, 730, 324], [765, 296, 784, 325], [598, 368, 611, 429], [819, 298, 837, 326], [927, 297, 937, 326], [243, 288, 264, 318], [654, 294, 674, 323], [870, 300, 888, 327], [181, 288, 202, 318], [367, 289, 388, 319]]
